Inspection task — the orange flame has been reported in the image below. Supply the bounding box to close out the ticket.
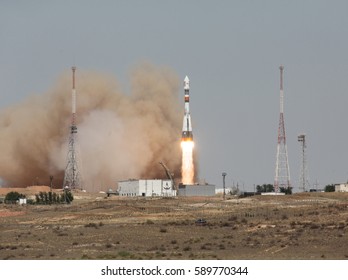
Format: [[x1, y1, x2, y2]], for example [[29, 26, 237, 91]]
[[181, 140, 194, 184]]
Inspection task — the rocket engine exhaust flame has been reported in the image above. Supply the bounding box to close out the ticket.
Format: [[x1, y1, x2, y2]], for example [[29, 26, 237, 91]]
[[181, 140, 194, 185]]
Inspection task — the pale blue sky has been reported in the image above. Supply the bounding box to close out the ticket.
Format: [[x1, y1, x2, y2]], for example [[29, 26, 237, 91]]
[[1, 0, 348, 190]]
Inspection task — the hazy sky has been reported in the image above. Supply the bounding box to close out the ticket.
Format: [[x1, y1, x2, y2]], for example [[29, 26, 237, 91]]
[[1, 0, 348, 191]]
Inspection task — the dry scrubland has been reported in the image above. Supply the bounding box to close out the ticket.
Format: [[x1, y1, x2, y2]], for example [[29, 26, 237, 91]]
[[0, 189, 348, 260]]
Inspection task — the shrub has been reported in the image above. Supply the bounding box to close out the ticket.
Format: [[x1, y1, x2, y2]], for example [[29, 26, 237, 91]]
[[309, 223, 320, 229], [61, 191, 74, 204], [5, 192, 25, 203], [280, 187, 292, 194], [65, 191, 74, 203], [48, 192, 53, 204], [183, 246, 191, 251], [228, 216, 238, 222], [39, 192, 44, 203], [52, 192, 58, 203], [324, 184, 335, 192], [281, 214, 288, 220], [85, 223, 98, 229], [44, 192, 48, 204], [35, 191, 74, 204], [290, 221, 297, 227], [118, 251, 130, 258]]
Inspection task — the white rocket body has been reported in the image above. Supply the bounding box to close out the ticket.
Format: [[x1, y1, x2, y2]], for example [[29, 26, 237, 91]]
[[182, 76, 193, 141]]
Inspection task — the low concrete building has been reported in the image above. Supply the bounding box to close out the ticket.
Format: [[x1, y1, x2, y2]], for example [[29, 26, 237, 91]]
[[335, 183, 348, 192], [178, 184, 216, 197], [118, 179, 175, 197]]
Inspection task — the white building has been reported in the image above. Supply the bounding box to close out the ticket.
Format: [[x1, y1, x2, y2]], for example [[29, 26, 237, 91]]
[[335, 183, 348, 192], [118, 179, 176, 197]]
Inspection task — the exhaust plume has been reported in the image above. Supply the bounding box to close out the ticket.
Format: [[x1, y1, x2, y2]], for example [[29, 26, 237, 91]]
[[181, 140, 195, 184], [0, 63, 184, 191]]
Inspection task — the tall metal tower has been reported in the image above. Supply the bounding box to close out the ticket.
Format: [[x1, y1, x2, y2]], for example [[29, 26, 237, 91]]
[[298, 134, 309, 192], [274, 65, 291, 192], [63, 66, 82, 190]]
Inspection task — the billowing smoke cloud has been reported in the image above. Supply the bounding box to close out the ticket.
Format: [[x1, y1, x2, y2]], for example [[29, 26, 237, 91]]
[[0, 63, 184, 191]]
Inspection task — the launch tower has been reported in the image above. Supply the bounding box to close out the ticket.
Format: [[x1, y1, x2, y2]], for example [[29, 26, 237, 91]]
[[63, 66, 82, 190], [274, 65, 291, 192]]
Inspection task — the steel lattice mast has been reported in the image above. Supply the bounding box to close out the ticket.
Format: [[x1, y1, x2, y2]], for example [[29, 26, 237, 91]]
[[298, 134, 309, 192], [63, 66, 82, 190], [274, 65, 291, 192]]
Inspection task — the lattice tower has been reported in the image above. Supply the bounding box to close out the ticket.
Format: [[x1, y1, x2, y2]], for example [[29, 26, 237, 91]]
[[298, 134, 309, 192], [274, 65, 291, 192], [63, 66, 82, 190]]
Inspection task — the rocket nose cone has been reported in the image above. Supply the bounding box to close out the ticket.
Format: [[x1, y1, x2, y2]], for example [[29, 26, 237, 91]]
[[184, 76, 189, 83]]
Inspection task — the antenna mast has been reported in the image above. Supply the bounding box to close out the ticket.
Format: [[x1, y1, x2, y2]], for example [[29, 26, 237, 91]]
[[274, 65, 291, 193], [298, 134, 309, 192], [63, 66, 82, 190]]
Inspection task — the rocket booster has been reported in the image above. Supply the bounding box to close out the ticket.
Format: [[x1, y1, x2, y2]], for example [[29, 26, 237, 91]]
[[182, 75, 193, 141]]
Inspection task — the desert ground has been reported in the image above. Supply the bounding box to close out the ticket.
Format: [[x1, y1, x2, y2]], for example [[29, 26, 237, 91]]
[[0, 187, 347, 260]]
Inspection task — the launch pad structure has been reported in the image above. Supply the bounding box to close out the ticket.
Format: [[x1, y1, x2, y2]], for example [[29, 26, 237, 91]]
[[63, 66, 82, 190]]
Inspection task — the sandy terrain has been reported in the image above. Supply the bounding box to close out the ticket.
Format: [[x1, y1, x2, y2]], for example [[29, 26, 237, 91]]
[[0, 189, 347, 260]]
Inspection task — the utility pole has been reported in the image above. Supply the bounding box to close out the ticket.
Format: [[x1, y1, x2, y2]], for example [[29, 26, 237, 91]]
[[222, 172, 227, 200]]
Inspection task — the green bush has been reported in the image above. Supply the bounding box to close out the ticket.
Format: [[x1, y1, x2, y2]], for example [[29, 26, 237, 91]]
[[279, 187, 292, 194], [325, 184, 335, 192], [5, 192, 25, 204], [256, 184, 274, 192]]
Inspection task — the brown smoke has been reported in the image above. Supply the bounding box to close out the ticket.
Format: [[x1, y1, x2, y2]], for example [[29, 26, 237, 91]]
[[0, 63, 183, 191]]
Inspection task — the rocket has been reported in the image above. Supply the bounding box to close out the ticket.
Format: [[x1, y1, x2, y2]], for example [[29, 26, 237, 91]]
[[182, 75, 193, 141]]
